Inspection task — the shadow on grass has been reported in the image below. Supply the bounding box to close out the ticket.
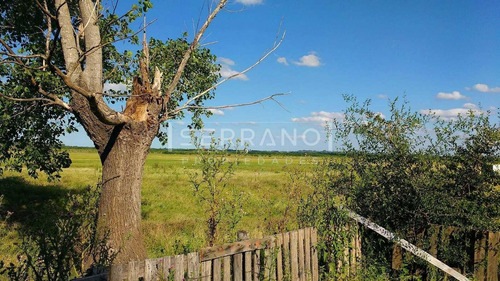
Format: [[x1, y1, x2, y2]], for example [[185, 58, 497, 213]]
[[0, 176, 82, 232]]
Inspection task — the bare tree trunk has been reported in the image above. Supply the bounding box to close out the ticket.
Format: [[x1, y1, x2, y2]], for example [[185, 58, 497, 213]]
[[97, 122, 158, 263]]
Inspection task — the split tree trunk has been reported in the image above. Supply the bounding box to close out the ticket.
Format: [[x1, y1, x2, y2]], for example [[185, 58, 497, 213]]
[[73, 62, 163, 264]]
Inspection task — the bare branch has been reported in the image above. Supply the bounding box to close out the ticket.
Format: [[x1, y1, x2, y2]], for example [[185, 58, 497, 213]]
[[171, 92, 291, 115], [35, 0, 57, 19], [164, 0, 228, 100], [0, 91, 71, 111], [0, 52, 47, 60], [0, 92, 54, 103], [169, 30, 286, 120]]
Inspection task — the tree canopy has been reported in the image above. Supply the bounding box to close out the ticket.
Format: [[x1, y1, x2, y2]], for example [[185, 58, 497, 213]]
[[0, 0, 220, 179]]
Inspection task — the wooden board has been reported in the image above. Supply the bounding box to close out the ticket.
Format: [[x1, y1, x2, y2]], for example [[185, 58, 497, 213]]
[[344, 208, 470, 281], [291, 230, 299, 281], [200, 237, 274, 261], [245, 251, 252, 281], [187, 252, 200, 281], [474, 232, 487, 281], [234, 253, 243, 281], [283, 232, 291, 278], [277, 234, 284, 281], [128, 260, 142, 281], [487, 232, 499, 281], [201, 260, 212, 281], [213, 258, 221, 281], [304, 228, 311, 280], [311, 228, 319, 281], [223, 256, 231, 281], [253, 250, 261, 281], [145, 258, 159, 281], [298, 229, 306, 281], [174, 255, 185, 281]]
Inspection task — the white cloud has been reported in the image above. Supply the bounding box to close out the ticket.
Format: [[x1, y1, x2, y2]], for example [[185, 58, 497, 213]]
[[420, 103, 481, 120], [291, 111, 344, 124], [436, 91, 468, 100], [377, 94, 388, 99], [218, 57, 248, 81], [462, 103, 478, 110], [218, 57, 235, 66], [235, 0, 263, 5], [293, 52, 321, 67], [208, 109, 224, 116], [471, 83, 500, 93], [277, 57, 289, 66], [103, 83, 128, 92], [175, 121, 185, 125]]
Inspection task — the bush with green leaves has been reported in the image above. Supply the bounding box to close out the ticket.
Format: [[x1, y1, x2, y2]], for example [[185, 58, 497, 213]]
[[0, 184, 116, 281], [189, 132, 247, 246], [298, 95, 499, 279]]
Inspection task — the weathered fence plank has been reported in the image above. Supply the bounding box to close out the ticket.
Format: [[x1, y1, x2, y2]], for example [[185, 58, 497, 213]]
[[213, 258, 221, 281], [265, 248, 272, 280], [174, 255, 184, 281], [474, 232, 487, 281], [200, 237, 274, 261], [128, 260, 142, 281], [187, 252, 199, 281], [283, 232, 291, 279], [487, 232, 499, 281], [290, 230, 299, 281], [277, 234, 284, 281], [223, 256, 231, 281], [304, 228, 311, 280], [311, 228, 319, 281], [253, 249, 261, 281], [245, 251, 252, 281], [202, 261, 212, 281], [105, 227, 320, 281], [234, 253, 243, 281], [298, 229, 306, 281], [145, 258, 158, 281]]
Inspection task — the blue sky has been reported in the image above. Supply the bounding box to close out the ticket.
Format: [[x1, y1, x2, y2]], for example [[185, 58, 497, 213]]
[[62, 0, 500, 151]]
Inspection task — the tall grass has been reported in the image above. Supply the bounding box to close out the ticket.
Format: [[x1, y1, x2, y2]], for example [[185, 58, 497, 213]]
[[0, 148, 318, 262]]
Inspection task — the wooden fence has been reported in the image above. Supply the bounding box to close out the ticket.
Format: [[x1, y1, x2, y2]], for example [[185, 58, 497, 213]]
[[389, 225, 499, 281], [108, 227, 319, 281]]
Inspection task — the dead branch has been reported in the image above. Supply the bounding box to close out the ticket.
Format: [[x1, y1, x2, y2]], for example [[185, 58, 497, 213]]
[[0, 92, 54, 103], [169, 92, 291, 116], [163, 30, 286, 123], [163, 0, 228, 101]]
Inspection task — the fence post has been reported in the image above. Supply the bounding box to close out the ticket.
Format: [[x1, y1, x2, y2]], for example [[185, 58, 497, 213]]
[[486, 232, 499, 281], [474, 231, 487, 280]]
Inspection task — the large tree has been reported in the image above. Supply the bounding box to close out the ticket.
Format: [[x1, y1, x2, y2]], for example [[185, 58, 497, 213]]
[[0, 0, 283, 263]]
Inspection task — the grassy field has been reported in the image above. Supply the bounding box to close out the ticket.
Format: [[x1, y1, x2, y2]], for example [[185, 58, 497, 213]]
[[0, 148, 320, 262]]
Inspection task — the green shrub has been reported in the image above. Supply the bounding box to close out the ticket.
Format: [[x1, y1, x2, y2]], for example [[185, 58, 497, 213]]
[[0, 184, 115, 281]]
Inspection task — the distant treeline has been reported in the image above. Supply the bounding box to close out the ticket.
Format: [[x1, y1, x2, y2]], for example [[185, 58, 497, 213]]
[[62, 146, 347, 157]]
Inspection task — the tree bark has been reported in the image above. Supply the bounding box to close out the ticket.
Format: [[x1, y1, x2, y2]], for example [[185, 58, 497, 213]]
[[97, 121, 159, 263]]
